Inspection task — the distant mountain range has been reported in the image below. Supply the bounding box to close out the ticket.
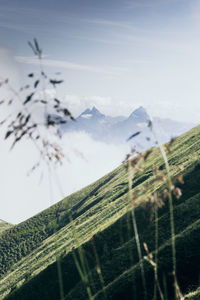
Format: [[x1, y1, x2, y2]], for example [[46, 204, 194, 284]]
[[61, 106, 195, 150]]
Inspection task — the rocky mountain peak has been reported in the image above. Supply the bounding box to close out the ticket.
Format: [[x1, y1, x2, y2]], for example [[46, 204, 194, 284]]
[[128, 106, 149, 121], [80, 106, 104, 119]]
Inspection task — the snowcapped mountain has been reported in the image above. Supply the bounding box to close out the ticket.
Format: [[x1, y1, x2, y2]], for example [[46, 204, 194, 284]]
[[61, 106, 195, 150], [78, 106, 126, 125]]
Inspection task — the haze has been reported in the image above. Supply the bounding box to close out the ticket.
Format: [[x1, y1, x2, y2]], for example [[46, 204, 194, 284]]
[[0, 0, 199, 223]]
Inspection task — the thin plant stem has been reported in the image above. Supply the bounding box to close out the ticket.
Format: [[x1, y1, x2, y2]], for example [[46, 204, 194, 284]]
[[53, 171, 94, 300], [150, 122, 178, 299], [56, 256, 65, 300], [152, 170, 161, 300], [153, 204, 165, 300], [7, 78, 66, 300], [91, 237, 107, 300], [1, 44, 94, 300], [153, 200, 159, 300], [128, 160, 147, 300], [162, 273, 169, 300], [126, 211, 134, 265], [70, 218, 94, 300]]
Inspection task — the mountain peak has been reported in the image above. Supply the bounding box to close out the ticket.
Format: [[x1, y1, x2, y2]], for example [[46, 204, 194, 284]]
[[91, 106, 99, 113], [128, 106, 149, 120], [80, 106, 104, 118]]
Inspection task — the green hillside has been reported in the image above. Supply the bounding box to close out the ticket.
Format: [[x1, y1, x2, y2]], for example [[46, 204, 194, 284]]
[[0, 220, 13, 235], [1, 125, 200, 300]]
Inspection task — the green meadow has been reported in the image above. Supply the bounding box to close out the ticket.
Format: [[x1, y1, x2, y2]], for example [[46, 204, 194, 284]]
[[0, 125, 200, 300], [0, 221, 13, 235]]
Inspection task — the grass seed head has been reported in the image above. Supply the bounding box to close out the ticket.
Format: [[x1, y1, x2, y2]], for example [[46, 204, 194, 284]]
[[173, 187, 182, 199]]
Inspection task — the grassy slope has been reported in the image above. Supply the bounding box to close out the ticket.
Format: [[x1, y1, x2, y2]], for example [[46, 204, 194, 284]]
[[0, 221, 13, 235], [1, 125, 200, 299]]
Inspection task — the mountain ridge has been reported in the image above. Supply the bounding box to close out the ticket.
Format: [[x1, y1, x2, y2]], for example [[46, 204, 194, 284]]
[[62, 106, 195, 148]]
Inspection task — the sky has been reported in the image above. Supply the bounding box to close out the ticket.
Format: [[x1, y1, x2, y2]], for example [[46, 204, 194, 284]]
[[0, 0, 200, 223]]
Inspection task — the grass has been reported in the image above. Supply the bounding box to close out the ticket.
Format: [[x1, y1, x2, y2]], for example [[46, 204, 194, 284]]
[[0, 221, 13, 235], [185, 286, 200, 299], [0, 125, 200, 299]]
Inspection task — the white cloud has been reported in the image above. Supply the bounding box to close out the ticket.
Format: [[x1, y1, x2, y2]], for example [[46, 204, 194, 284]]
[[0, 130, 129, 224], [125, 0, 182, 9], [0, 47, 20, 87], [146, 100, 200, 124], [122, 59, 152, 64], [63, 94, 200, 124], [0, 21, 29, 33], [0, 47, 21, 122], [72, 34, 121, 45], [64, 94, 138, 117], [83, 18, 137, 30], [189, 0, 200, 20], [65, 94, 200, 124], [15, 56, 125, 76], [52, 93, 200, 124]]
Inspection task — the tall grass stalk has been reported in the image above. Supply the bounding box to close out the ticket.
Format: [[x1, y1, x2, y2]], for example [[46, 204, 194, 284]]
[[152, 170, 163, 300], [31, 41, 95, 300], [150, 122, 178, 299], [128, 160, 147, 300], [153, 197, 159, 300], [54, 170, 94, 300], [49, 170, 66, 300], [56, 256, 65, 300], [91, 237, 107, 300], [162, 273, 169, 300], [71, 249, 94, 300], [154, 202, 164, 300], [68, 208, 94, 300], [126, 211, 134, 265]]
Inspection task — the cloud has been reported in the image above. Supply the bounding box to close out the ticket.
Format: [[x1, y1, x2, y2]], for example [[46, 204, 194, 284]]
[[83, 18, 137, 30], [122, 58, 152, 64], [0, 130, 129, 224], [0, 47, 21, 120], [63, 93, 200, 124], [63, 94, 137, 117], [15, 56, 125, 76], [125, 0, 182, 9], [0, 47, 19, 83], [189, 0, 200, 20], [71, 34, 121, 45], [145, 100, 200, 124]]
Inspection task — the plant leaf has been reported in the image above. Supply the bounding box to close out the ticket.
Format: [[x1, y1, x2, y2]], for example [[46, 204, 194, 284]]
[[126, 131, 141, 141], [23, 93, 34, 105], [34, 80, 40, 88], [5, 130, 13, 139]]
